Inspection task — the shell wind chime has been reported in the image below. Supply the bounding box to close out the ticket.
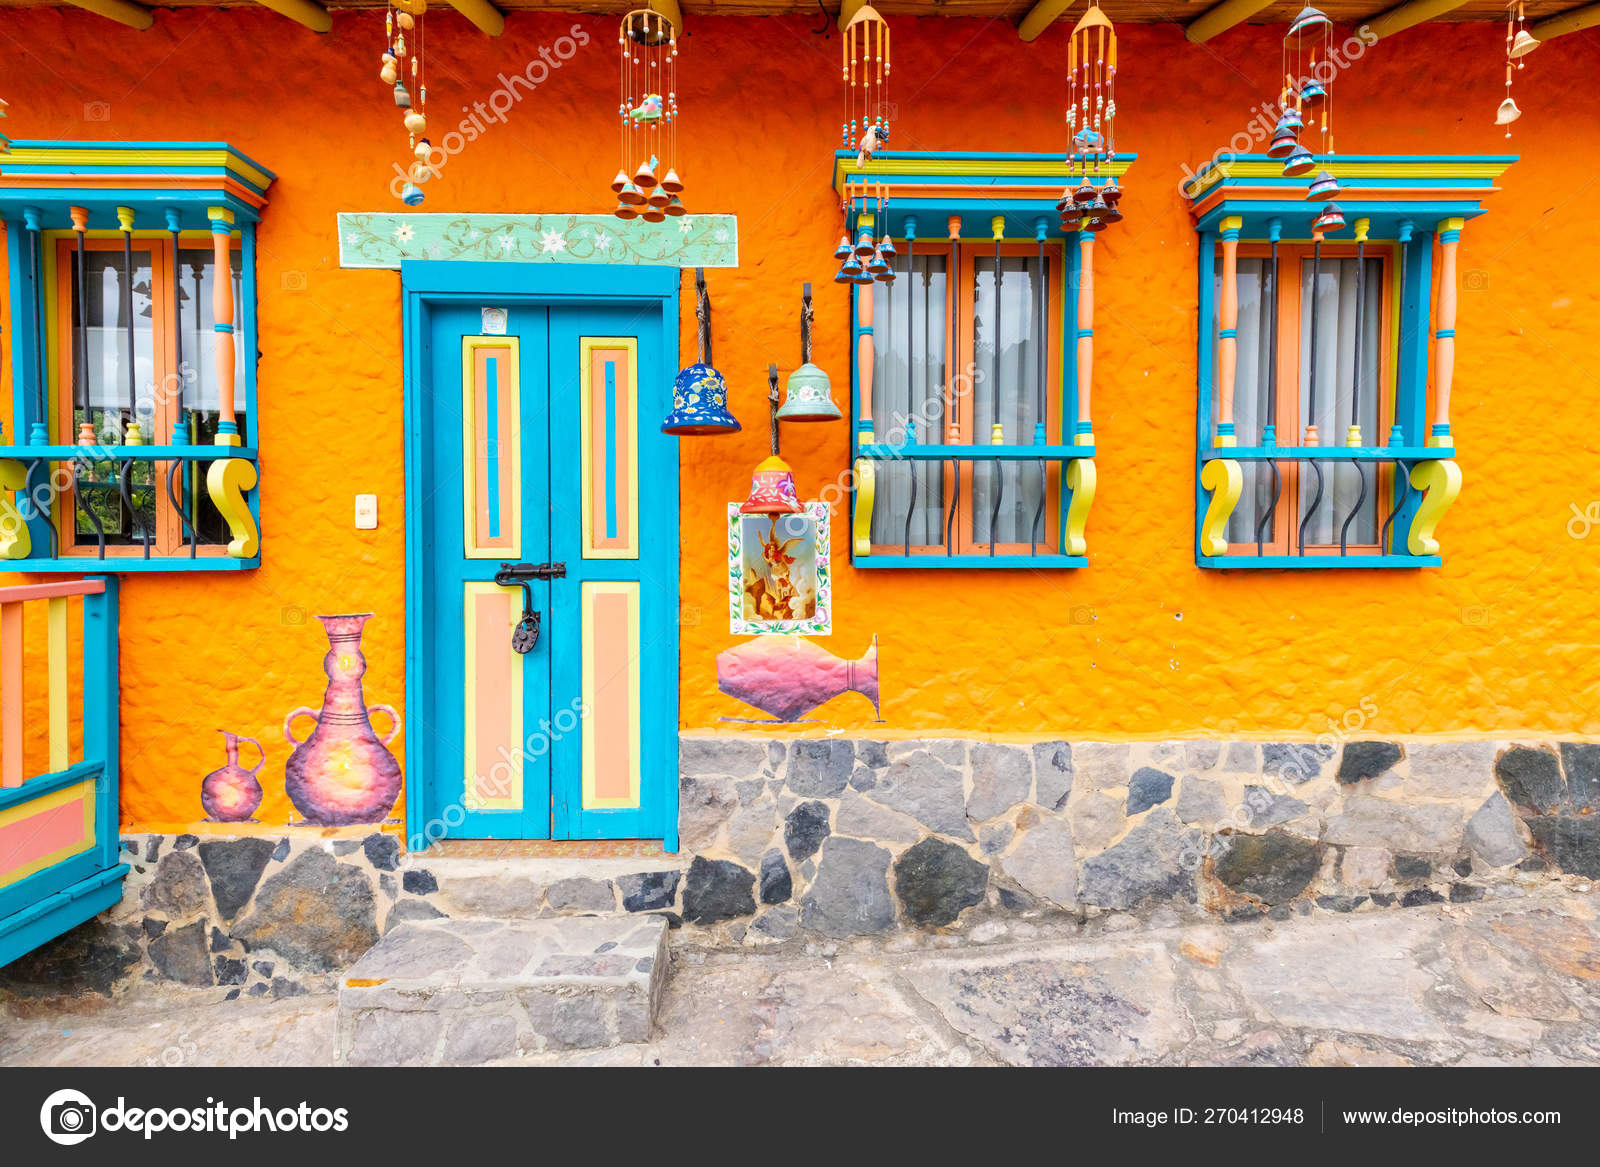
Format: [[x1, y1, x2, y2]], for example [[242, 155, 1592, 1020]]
[[1497, 1, 1539, 136], [1058, 1, 1122, 233], [842, 4, 891, 166], [381, 0, 433, 206], [612, 8, 686, 222]]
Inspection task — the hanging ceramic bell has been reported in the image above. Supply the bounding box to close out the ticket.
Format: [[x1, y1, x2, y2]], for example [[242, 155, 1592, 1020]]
[[1312, 203, 1346, 234], [1509, 29, 1538, 57], [641, 205, 666, 223], [849, 261, 876, 286], [634, 158, 658, 189], [1282, 146, 1316, 177], [614, 201, 639, 220], [662, 363, 740, 435], [393, 82, 412, 108], [1299, 79, 1326, 105], [1055, 187, 1076, 214], [1287, 5, 1330, 40], [1267, 124, 1300, 159], [1084, 206, 1112, 233], [1102, 182, 1123, 207], [400, 182, 425, 207], [738, 455, 804, 515], [647, 188, 671, 208], [1073, 181, 1098, 205], [611, 169, 630, 193], [1496, 97, 1522, 125], [854, 230, 875, 257], [664, 196, 687, 217], [1280, 106, 1304, 132], [865, 247, 890, 276], [1306, 170, 1340, 200], [878, 235, 898, 262], [1097, 203, 1124, 227], [876, 265, 897, 284], [836, 256, 864, 283], [778, 365, 842, 422], [834, 235, 853, 260], [659, 168, 685, 193], [619, 182, 647, 206]]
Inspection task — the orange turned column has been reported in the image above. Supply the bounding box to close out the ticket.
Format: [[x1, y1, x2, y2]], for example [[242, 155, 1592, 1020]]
[[1075, 220, 1095, 445], [1431, 217, 1465, 447], [69, 207, 96, 445], [851, 209, 878, 558], [208, 206, 240, 446], [1214, 215, 1243, 448]]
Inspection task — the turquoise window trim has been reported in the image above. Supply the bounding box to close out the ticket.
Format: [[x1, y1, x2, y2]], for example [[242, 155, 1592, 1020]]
[[1186, 152, 1513, 571], [0, 141, 270, 574], [840, 150, 1129, 569]]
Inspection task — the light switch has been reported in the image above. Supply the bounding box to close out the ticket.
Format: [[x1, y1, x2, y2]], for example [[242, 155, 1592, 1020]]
[[355, 494, 379, 530]]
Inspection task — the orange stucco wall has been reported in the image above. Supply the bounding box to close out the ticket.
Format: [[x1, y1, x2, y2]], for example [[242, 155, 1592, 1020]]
[[0, 11, 1596, 831]]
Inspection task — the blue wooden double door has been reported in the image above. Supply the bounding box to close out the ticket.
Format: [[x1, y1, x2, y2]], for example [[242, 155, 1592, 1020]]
[[410, 270, 678, 844]]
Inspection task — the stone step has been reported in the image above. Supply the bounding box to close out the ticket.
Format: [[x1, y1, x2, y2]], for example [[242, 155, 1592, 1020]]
[[336, 915, 669, 1065], [403, 855, 684, 919]]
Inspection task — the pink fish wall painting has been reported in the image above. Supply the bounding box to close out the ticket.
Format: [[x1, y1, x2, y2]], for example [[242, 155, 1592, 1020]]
[[717, 635, 881, 723]]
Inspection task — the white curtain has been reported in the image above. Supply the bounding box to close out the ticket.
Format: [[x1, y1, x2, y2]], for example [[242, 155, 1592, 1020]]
[[1298, 256, 1382, 545], [870, 253, 947, 547], [1217, 258, 1273, 545], [970, 255, 1046, 546]]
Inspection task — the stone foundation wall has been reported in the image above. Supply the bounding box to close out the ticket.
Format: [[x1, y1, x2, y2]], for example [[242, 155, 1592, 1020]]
[[0, 832, 440, 1001], [664, 736, 1598, 943], [6, 735, 1595, 997]]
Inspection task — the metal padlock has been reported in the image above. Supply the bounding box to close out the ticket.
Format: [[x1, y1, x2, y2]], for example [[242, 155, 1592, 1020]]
[[512, 611, 541, 654]]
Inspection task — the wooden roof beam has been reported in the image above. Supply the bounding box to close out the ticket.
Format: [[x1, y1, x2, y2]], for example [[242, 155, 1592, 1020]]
[[648, 0, 682, 35], [1531, 0, 1600, 39], [66, 0, 153, 30], [1365, 0, 1471, 41], [1018, 0, 1074, 42], [255, 0, 332, 32], [448, 0, 506, 36], [1186, 0, 1276, 43]]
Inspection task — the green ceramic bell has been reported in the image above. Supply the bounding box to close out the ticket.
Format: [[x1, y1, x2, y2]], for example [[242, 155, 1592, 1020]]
[[777, 284, 842, 422]]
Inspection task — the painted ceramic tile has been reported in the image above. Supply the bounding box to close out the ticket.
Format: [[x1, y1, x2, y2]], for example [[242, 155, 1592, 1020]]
[[337, 213, 738, 269], [728, 502, 831, 636]]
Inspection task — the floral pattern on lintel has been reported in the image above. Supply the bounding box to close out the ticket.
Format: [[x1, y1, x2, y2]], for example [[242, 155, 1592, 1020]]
[[337, 212, 738, 269]]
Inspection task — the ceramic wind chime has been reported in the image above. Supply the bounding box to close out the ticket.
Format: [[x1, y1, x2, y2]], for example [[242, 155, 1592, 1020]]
[[1264, 7, 1344, 237], [612, 8, 686, 222], [1058, 1, 1123, 233], [842, 4, 891, 166], [1497, 1, 1539, 136], [382, 0, 433, 206], [834, 184, 897, 285]]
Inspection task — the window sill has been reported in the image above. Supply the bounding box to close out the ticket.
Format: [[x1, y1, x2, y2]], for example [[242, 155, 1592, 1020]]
[[1197, 553, 1440, 571], [854, 553, 1088, 570]]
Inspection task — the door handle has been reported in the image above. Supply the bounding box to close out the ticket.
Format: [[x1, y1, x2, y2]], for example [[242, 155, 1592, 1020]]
[[493, 562, 564, 654]]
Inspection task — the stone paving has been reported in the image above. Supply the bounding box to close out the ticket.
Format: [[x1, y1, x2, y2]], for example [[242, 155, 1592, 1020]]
[[4, 887, 1598, 1067]]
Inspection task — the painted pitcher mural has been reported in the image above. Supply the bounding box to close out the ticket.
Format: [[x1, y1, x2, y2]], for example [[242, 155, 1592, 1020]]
[[283, 613, 404, 826], [200, 731, 265, 823]]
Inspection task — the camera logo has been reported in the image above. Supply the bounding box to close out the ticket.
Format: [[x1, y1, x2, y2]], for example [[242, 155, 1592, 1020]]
[[82, 102, 111, 122], [41, 1088, 97, 1146]]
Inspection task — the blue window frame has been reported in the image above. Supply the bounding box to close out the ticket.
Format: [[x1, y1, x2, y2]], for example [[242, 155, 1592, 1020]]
[[1187, 154, 1514, 570]]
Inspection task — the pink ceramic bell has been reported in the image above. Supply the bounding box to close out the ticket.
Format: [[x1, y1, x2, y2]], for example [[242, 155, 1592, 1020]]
[[739, 455, 804, 515]]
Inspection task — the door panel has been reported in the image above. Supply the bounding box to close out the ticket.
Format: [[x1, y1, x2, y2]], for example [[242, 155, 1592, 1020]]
[[548, 307, 674, 841], [425, 303, 551, 839], [418, 292, 674, 842]]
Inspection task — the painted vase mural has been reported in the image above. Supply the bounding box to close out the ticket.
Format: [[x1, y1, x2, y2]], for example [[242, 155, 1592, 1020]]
[[200, 731, 265, 822], [283, 613, 403, 826]]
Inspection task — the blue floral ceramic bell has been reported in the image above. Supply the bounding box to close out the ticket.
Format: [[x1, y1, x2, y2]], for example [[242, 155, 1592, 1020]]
[[865, 247, 890, 276], [1282, 145, 1315, 177], [878, 235, 898, 262], [661, 268, 741, 436], [834, 234, 852, 260], [854, 230, 875, 257], [1307, 170, 1340, 201], [836, 255, 865, 283]]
